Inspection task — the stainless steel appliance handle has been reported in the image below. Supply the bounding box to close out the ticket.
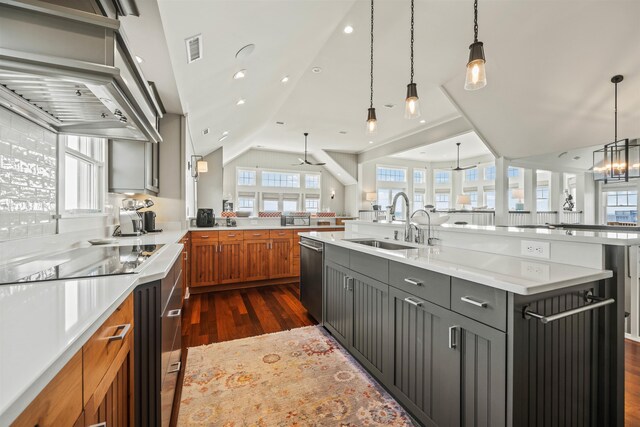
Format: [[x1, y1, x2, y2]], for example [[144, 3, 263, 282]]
[[108, 323, 131, 342], [404, 278, 423, 286], [168, 361, 181, 374], [168, 309, 181, 318], [299, 242, 323, 252], [523, 298, 615, 324], [448, 325, 458, 349], [461, 296, 489, 308], [88, 423, 107, 427], [404, 297, 424, 307]]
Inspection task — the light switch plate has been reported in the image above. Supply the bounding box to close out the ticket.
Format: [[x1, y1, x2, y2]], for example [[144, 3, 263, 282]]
[[520, 240, 550, 259]]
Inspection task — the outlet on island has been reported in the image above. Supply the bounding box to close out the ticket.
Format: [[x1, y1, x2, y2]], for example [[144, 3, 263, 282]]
[[520, 240, 550, 259]]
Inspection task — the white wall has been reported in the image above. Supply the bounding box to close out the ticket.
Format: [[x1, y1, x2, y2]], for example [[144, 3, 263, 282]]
[[222, 148, 347, 214], [196, 147, 224, 211]]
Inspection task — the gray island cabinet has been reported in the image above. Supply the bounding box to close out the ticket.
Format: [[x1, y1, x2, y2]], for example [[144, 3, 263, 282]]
[[321, 243, 623, 427]]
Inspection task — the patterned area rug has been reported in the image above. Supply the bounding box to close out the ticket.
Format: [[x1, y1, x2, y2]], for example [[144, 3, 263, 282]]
[[177, 326, 413, 426]]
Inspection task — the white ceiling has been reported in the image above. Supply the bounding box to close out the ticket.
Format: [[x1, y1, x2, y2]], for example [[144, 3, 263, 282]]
[[392, 130, 492, 164], [149, 0, 640, 165]]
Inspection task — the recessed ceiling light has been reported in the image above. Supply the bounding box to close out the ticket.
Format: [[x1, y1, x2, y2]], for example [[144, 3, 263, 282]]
[[236, 98, 246, 106], [343, 25, 354, 34], [281, 75, 290, 83], [419, 119, 426, 124], [312, 67, 322, 74], [222, 130, 229, 136], [233, 69, 246, 79], [218, 135, 228, 142], [338, 131, 347, 135], [135, 55, 144, 64], [384, 104, 395, 109], [235, 44, 255, 59], [276, 121, 285, 125], [369, 141, 373, 144]]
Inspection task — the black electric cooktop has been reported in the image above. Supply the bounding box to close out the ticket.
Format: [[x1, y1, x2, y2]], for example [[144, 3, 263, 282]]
[[0, 244, 164, 285]]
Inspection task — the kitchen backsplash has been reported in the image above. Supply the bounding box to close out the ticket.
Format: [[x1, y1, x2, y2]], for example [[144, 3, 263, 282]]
[[0, 108, 57, 240]]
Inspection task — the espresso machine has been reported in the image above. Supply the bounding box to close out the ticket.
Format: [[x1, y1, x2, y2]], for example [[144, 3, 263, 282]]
[[118, 198, 153, 236]]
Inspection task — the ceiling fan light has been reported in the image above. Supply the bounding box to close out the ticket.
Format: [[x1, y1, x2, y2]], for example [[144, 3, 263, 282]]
[[404, 83, 421, 119], [366, 107, 378, 134], [465, 42, 487, 91]]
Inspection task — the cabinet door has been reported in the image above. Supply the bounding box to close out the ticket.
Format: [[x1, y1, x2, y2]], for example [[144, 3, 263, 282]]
[[324, 261, 352, 346], [243, 240, 270, 281], [218, 241, 244, 284], [145, 141, 159, 193], [451, 314, 507, 427], [190, 240, 218, 286], [269, 238, 293, 278], [388, 286, 459, 427], [350, 271, 389, 380]]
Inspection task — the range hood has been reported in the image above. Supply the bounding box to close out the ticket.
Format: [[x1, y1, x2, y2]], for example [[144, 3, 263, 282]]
[[0, 0, 162, 142]]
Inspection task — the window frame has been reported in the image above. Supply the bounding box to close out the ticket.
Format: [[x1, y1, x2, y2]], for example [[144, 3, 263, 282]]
[[60, 135, 106, 215]]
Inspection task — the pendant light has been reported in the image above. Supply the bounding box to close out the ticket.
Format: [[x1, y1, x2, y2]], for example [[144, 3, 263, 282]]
[[464, 0, 487, 91], [366, 0, 378, 134], [404, 0, 420, 119]]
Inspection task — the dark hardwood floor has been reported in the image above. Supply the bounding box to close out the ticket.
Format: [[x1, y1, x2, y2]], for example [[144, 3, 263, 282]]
[[173, 284, 640, 426]]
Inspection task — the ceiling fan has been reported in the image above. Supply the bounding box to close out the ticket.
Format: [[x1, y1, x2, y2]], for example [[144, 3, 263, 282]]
[[293, 132, 326, 166], [450, 142, 475, 171]]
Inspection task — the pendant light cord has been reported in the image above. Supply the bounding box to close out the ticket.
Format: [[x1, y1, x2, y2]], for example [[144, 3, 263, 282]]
[[614, 80, 618, 142], [370, 0, 374, 108], [410, 0, 415, 84], [474, 0, 479, 43]]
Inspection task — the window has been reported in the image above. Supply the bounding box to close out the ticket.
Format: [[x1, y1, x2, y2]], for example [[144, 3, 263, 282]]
[[237, 196, 255, 214], [605, 190, 638, 224], [508, 167, 520, 178], [376, 166, 406, 182], [64, 136, 104, 213], [536, 186, 550, 211], [413, 169, 425, 184], [434, 170, 450, 184], [484, 166, 496, 180], [262, 171, 300, 188], [263, 199, 279, 211], [237, 170, 256, 186], [305, 174, 320, 189], [485, 191, 496, 209], [283, 199, 298, 212], [435, 193, 449, 210], [414, 192, 425, 210], [467, 191, 478, 207], [508, 191, 518, 210], [465, 168, 478, 182], [305, 197, 320, 213], [378, 188, 405, 217]]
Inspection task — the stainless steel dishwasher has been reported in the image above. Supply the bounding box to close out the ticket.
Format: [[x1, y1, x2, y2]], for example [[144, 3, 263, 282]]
[[299, 237, 324, 322]]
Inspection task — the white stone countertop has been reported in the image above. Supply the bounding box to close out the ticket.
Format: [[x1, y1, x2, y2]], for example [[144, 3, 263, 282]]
[[300, 231, 612, 296], [0, 232, 186, 425], [346, 220, 640, 246]]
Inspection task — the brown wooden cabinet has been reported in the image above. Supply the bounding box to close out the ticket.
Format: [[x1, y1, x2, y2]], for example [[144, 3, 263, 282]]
[[269, 237, 293, 278], [218, 240, 244, 284], [190, 233, 219, 287], [243, 239, 270, 281], [180, 234, 190, 300]]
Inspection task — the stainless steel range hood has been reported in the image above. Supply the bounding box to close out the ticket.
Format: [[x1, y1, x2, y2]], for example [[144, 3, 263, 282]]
[[0, 0, 162, 142]]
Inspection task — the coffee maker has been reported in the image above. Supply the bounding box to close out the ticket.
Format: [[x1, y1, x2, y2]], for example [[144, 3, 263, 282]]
[[119, 208, 144, 236]]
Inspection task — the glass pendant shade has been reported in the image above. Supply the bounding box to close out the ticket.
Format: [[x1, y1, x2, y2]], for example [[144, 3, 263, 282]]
[[593, 139, 640, 182], [404, 83, 421, 119], [464, 42, 487, 91], [366, 107, 378, 134]]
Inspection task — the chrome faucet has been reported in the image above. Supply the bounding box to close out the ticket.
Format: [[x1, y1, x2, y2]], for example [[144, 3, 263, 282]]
[[410, 205, 439, 246], [389, 192, 411, 242]]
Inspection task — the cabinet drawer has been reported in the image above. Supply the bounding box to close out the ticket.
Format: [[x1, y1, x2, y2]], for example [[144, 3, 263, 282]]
[[191, 231, 219, 241], [350, 250, 388, 283], [161, 285, 182, 379], [244, 230, 269, 239], [270, 229, 293, 239], [161, 327, 182, 427], [13, 352, 83, 427], [325, 244, 349, 267], [83, 294, 134, 405], [389, 261, 450, 308], [451, 277, 507, 331], [219, 230, 243, 241]]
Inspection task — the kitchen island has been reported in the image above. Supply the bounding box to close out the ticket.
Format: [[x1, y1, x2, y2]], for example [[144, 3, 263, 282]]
[[300, 230, 623, 426]]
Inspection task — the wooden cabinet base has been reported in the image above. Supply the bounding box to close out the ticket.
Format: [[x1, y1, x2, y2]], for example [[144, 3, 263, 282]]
[[189, 277, 299, 294]]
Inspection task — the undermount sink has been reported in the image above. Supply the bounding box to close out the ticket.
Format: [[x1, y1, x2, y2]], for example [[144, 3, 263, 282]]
[[345, 239, 417, 250]]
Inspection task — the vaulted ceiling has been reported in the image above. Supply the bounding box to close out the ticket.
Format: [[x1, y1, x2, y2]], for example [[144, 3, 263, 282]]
[[150, 0, 640, 164]]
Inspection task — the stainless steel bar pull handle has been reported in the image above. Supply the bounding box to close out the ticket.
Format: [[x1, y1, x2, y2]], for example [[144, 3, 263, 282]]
[[108, 323, 131, 342], [448, 325, 458, 349], [404, 297, 424, 307], [404, 278, 423, 287], [343, 276, 348, 289], [523, 297, 615, 324], [88, 423, 107, 427], [168, 361, 181, 374], [168, 309, 181, 317], [299, 242, 323, 252], [461, 296, 488, 308]]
